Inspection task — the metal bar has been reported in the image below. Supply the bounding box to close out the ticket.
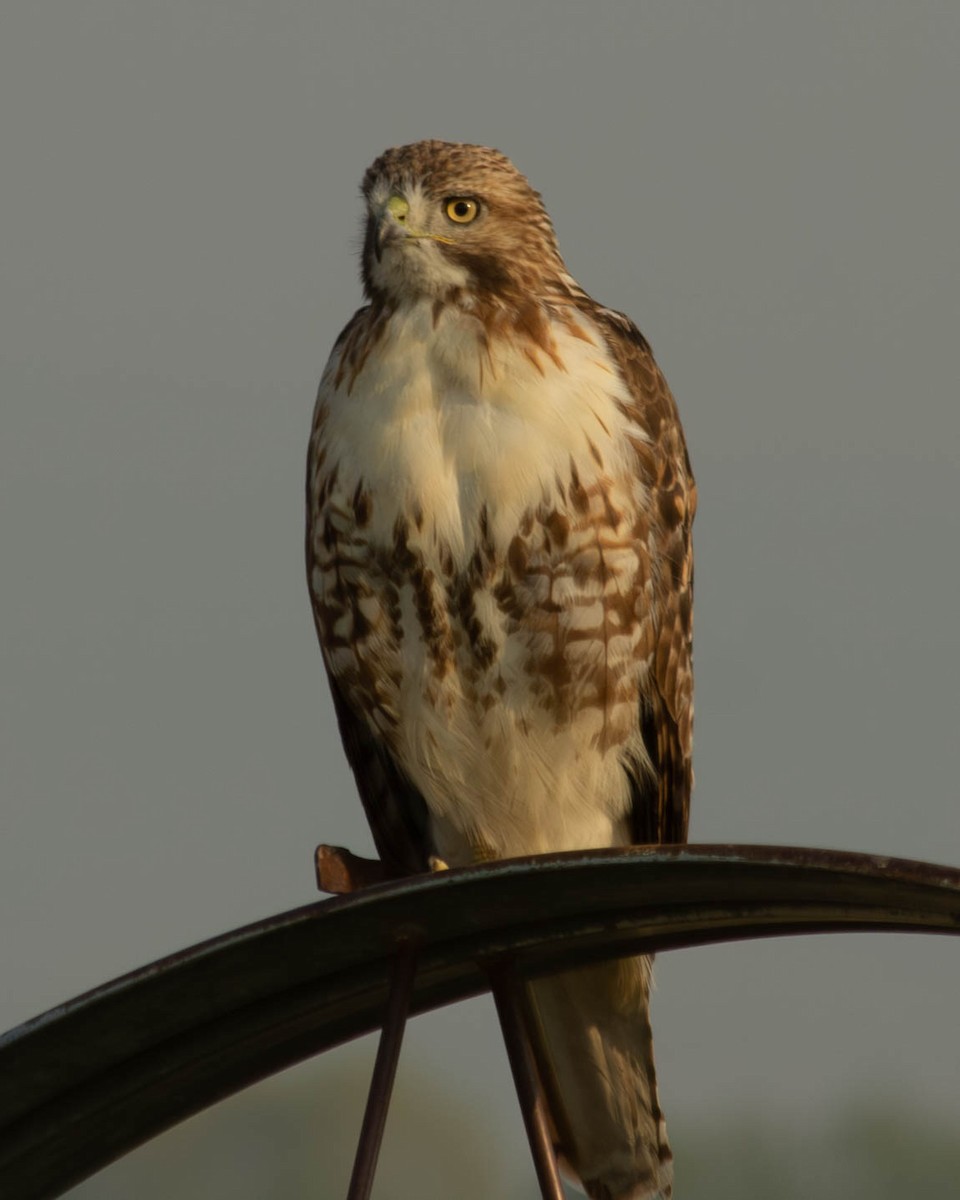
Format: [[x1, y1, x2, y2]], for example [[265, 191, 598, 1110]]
[[316, 844, 391, 894], [490, 963, 566, 1200], [3, 845, 960, 1199], [346, 938, 419, 1200]]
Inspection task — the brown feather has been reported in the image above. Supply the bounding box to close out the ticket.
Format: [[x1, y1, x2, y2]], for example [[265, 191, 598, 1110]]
[[592, 309, 696, 844], [307, 141, 695, 1200]]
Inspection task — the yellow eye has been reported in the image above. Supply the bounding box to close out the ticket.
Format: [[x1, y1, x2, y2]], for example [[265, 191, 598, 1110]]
[[444, 197, 479, 224]]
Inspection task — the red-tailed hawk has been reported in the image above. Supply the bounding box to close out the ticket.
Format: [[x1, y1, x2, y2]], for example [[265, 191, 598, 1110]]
[[306, 141, 694, 1200]]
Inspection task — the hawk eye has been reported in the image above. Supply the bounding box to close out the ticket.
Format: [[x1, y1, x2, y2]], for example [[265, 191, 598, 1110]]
[[444, 197, 479, 224]]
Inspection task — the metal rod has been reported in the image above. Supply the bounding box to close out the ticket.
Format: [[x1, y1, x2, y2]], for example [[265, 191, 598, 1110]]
[[490, 964, 566, 1200], [9, 846, 960, 1200], [346, 939, 418, 1200]]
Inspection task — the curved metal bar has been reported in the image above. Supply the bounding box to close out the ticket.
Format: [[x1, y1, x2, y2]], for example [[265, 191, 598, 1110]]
[[1, 844, 959, 1199]]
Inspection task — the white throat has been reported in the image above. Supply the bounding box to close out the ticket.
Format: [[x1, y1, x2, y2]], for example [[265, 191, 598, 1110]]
[[321, 300, 641, 564]]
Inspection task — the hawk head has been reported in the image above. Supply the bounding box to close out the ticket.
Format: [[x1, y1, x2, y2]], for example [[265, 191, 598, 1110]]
[[359, 140, 568, 307]]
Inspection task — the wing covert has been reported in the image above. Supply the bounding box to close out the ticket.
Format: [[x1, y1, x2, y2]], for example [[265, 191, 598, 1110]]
[[593, 308, 696, 844]]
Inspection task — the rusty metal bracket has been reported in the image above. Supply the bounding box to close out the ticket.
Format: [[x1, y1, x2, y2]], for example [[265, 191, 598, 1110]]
[[2, 844, 959, 1199]]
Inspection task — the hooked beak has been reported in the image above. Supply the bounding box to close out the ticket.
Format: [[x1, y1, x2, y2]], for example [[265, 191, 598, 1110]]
[[372, 193, 454, 262], [374, 194, 412, 262]]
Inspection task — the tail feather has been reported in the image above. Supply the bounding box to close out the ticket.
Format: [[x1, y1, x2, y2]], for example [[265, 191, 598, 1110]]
[[527, 955, 673, 1200]]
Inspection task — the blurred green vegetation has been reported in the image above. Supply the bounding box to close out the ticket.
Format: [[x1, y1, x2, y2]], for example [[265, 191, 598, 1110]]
[[65, 1050, 960, 1200]]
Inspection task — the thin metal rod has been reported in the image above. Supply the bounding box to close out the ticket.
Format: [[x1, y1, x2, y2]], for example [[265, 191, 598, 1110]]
[[346, 939, 418, 1200], [490, 964, 566, 1200]]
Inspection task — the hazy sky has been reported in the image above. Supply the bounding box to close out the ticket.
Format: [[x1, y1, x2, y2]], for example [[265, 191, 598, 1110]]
[[2, 2, 959, 1194]]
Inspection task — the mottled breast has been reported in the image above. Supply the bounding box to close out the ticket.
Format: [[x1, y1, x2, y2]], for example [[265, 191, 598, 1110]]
[[306, 299, 659, 853]]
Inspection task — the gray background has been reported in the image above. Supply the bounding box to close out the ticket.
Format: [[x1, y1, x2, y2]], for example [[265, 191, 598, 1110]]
[[2, 2, 958, 1196]]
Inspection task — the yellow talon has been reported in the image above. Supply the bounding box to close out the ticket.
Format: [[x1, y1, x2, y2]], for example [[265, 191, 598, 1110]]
[[428, 855, 450, 872]]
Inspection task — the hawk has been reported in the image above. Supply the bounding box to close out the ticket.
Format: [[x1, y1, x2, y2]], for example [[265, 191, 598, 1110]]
[[306, 141, 694, 1200]]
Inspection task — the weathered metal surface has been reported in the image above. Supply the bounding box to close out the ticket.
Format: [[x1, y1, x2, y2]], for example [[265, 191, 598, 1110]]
[[1, 845, 959, 1199], [316, 843, 391, 894], [489, 964, 566, 1200], [345, 939, 418, 1200]]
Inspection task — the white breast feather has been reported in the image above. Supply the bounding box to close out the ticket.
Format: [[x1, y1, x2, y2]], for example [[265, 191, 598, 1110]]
[[316, 302, 650, 861], [320, 303, 639, 559]]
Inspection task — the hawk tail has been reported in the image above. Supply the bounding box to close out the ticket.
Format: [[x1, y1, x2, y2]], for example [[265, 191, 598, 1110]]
[[527, 955, 673, 1200]]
